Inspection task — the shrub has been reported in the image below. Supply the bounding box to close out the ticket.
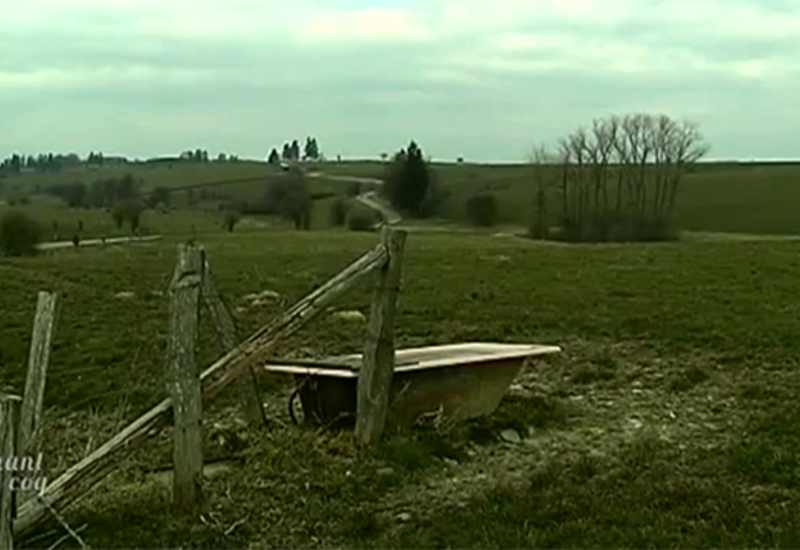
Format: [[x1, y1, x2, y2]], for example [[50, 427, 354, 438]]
[[263, 168, 312, 229], [346, 182, 361, 197], [113, 199, 144, 233], [419, 178, 449, 218], [112, 205, 125, 229], [466, 194, 498, 227], [347, 209, 376, 232], [0, 212, 42, 257], [223, 209, 241, 232], [329, 198, 349, 227]]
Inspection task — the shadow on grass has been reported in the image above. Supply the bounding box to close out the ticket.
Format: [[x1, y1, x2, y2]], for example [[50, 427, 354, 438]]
[[461, 391, 572, 445]]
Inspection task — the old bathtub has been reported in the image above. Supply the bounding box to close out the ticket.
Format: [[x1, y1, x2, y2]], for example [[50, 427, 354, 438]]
[[262, 342, 561, 428]]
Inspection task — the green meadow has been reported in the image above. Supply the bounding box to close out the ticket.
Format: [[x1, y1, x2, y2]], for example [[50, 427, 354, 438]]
[[2, 159, 800, 547]]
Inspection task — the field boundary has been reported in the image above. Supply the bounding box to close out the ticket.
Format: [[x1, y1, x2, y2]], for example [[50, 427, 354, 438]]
[[37, 235, 162, 251]]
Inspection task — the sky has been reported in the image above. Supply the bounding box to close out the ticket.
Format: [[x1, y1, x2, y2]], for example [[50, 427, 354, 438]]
[[2, 0, 799, 163]]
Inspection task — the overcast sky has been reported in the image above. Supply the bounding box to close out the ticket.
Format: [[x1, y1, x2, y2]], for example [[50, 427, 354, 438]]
[[2, 0, 798, 162]]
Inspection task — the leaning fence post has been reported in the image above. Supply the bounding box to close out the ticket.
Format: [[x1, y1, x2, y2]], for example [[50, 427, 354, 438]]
[[166, 244, 204, 513], [201, 257, 265, 426], [355, 226, 407, 446], [0, 394, 22, 549], [19, 291, 58, 459]]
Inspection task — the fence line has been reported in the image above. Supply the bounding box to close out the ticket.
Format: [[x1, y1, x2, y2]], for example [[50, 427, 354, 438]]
[[15, 229, 405, 538]]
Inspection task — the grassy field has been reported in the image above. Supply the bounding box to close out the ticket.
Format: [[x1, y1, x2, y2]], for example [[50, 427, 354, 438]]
[[0, 169, 356, 240], [287, 160, 800, 235], [3, 228, 800, 547], [0, 161, 271, 194], [3, 159, 800, 237]]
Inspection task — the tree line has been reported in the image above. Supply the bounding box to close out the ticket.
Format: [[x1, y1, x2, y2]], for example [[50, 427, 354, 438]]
[[1, 153, 84, 174], [267, 137, 322, 165], [178, 150, 240, 163], [0, 148, 245, 175]]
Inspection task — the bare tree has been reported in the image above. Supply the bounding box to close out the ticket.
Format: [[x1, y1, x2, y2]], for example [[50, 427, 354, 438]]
[[535, 113, 708, 242], [527, 144, 557, 238]]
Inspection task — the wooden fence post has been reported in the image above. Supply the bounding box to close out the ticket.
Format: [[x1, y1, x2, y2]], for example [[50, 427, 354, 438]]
[[19, 291, 58, 459], [355, 226, 407, 446], [201, 258, 265, 426], [0, 394, 22, 549], [14, 242, 391, 538], [166, 244, 204, 513]]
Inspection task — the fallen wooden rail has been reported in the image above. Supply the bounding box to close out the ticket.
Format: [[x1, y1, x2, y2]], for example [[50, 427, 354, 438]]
[[202, 258, 265, 425], [14, 242, 389, 538]]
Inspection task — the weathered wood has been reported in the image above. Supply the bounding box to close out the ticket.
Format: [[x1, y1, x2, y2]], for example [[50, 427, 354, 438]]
[[14, 241, 389, 538], [201, 241, 389, 402], [19, 292, 58, 459], [355, 227, 407, 446], [0, 394, 22, 549], [166, 244, 204, 512], [202, 259, 265, 425]]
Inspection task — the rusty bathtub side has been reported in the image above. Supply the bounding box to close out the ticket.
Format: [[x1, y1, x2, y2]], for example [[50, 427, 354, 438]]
[[265, 343, 561, 428]]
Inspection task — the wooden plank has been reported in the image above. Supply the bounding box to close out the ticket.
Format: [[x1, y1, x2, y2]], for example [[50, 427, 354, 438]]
[[202, 258, 265, 425], [201, 242, 389, 402], [165, 244, 204, 512], [0, 394, 22, 549], [355, 227, 407, 446], [19, 292, 58, 458], [14, 241, 389, 538]]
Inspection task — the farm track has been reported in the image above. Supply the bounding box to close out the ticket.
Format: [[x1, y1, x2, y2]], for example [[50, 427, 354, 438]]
[[311, 171, 800, 242], [37, 235, 162, 250]]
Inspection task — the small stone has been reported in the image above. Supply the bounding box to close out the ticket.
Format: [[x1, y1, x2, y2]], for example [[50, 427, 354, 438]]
[[115, 291, 135, 300], [377, 467, 395, 477], [443, 458, 458, 468], [396, 512, 412, 522], [333, 310, 366, 322], [500, 429, 522, 443], [258, 290, 281, 300], [507, 385, 533, 399]]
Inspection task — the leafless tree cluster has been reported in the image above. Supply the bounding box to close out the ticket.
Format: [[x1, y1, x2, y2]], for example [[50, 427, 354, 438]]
[[530, 113, 709, 242]]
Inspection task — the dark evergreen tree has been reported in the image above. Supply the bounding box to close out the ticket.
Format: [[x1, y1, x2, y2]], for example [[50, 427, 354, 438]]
[[382, 141, 433, 218]]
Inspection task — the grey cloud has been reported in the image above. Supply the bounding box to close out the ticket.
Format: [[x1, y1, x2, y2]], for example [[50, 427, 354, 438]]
[[0, 0, 798, 161]]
